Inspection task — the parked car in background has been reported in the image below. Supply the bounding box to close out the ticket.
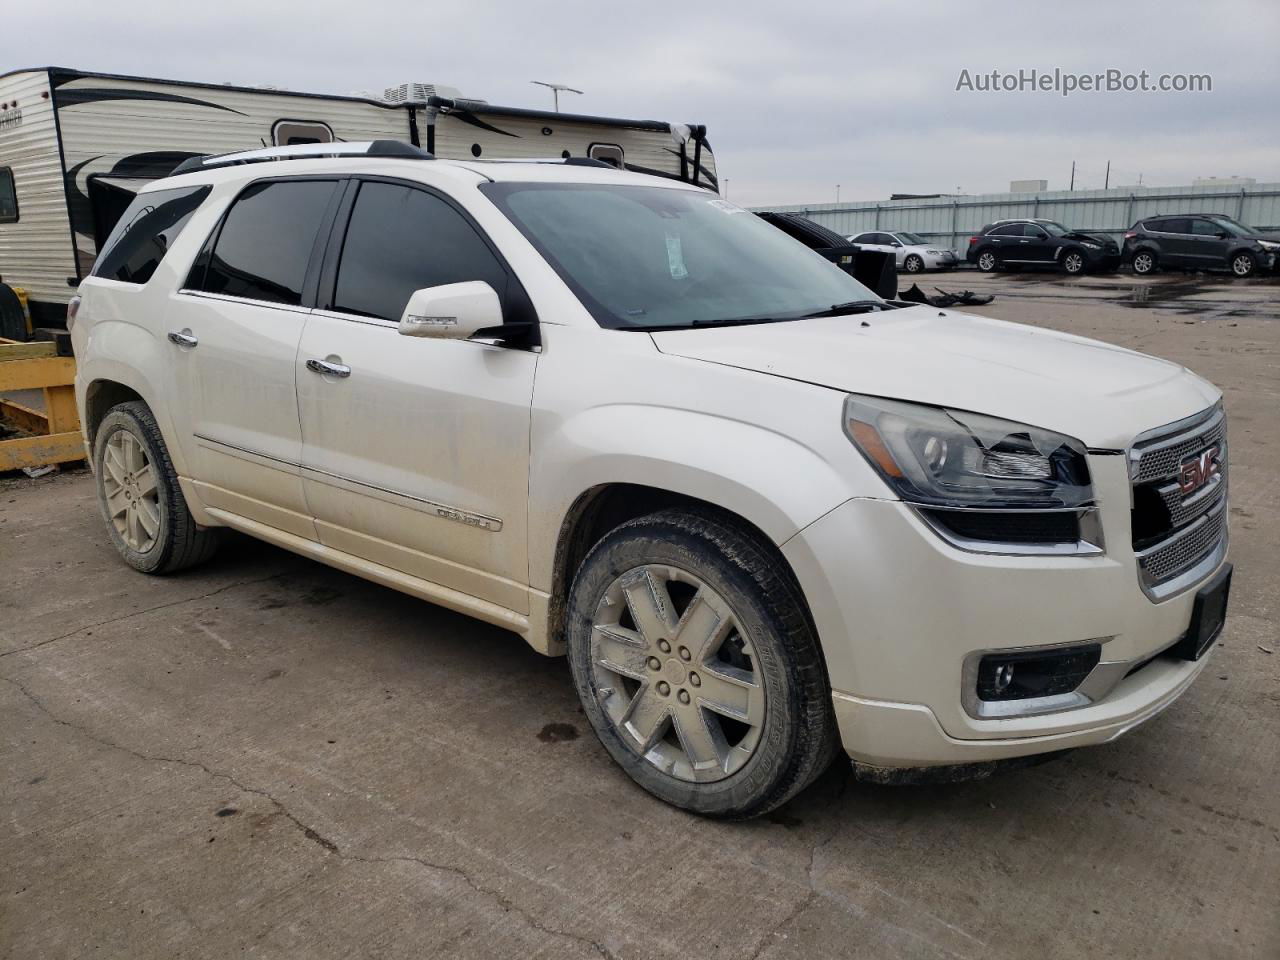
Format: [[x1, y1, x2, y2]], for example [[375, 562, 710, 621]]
[[847, 231, 958, 273], [73, 142, 1231, 818], [1124, 214, 1278, 278], [756, 212, 897, 298], [967, 219, 1121, 275]]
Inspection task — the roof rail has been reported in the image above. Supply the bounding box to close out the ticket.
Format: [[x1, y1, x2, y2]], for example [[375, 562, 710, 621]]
[[466, 156, 614, 169], [170, 140, 433, 176]]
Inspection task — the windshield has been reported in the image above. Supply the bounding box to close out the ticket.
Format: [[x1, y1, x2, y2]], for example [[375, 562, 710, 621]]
[[895, 232, 927, 245], [1207, 215, 1257, 237], [480, 182, 879, 330]]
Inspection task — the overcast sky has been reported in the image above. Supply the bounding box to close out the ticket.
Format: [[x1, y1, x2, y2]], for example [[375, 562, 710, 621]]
[[14, 0, 1280, 206]]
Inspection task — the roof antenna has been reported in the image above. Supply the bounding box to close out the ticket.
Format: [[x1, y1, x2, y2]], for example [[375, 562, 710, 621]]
[[530, 81, 583, 113]]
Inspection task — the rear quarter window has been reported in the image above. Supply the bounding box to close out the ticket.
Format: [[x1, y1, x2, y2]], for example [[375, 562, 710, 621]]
[[92, 185, 211, 284]]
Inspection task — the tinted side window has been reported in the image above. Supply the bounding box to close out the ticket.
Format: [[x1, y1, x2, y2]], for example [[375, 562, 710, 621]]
[[91, 185, 211, 284], [989, 224, 1024, 237], [333, 181, 509, 323], [0, 168, 16, 223], [1025, 224, 1048, 238], [1159, 218, 1190, 234], [200, 180, 338, 306], [1189, 219, 1223, 236]]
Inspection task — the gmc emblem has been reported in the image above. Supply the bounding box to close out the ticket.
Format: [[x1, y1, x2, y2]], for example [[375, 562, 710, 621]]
[[1179, 444, 1222, 496]]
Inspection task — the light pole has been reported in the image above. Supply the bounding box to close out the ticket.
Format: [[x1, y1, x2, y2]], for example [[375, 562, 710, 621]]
[[530, 81, 583, 113], [723, 178, 729, 198], [836, 184, 841, 204]]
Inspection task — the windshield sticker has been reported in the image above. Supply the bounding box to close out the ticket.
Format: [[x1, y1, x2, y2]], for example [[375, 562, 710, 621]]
[[707, 198, 747, 214], [665, 233, 689, 279]]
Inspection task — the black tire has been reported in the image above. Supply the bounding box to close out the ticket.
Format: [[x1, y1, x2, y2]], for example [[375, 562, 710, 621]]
[[975, 249, 999, 272], [566, 509, 839, 819], [1061, 249, 1086, 275], [0, 283, 28, 341], [1131, 250, 1158, 275], [903, 254, 925, 274], [1230, 251, 1257, 278], [93, 401, 220, 574]]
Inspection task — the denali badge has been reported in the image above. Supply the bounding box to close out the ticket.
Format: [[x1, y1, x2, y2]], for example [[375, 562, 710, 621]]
[[1179, 444, 1221, 496]]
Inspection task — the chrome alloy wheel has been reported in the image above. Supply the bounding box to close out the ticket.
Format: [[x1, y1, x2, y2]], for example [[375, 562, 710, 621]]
[[589, 565, 766, 783], [1063, 251, 1085, 274], [102, 428, 161, 553], [977, 251, 997, 270], [1232, 254, 1254, 277]]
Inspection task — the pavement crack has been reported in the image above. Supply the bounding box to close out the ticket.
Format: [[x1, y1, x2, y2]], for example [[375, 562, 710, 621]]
[[0, 572, 287, 660], [0, 673, 616, 960]]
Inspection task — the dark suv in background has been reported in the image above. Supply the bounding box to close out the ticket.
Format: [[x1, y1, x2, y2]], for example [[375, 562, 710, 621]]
[[1124, 214, 1278, 277], [966, 219, 1121, 275]]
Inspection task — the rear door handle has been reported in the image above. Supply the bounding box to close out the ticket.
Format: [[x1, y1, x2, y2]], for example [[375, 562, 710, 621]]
[[167, 330, 198, 347], [306, 358, 351, 378]]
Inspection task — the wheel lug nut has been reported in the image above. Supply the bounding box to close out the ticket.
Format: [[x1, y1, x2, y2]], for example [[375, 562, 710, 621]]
[[657, 681, 670, 696], [678, 646, 691, 661], [657, 639, 671, 653], [647, 657, 661, 671], [689, 672, 701, 687], [677, 690, 690, 704]]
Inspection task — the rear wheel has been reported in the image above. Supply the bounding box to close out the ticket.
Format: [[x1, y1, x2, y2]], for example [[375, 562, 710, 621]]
[[1062, 250, 1086, 275], [903, 254, 925, 274], [566, 509, 838, 818], [976, 250, 998, 272], [1230, 251, 1257, 278], [93, 401, 220, 574], [1131, 250, 1158, 275]]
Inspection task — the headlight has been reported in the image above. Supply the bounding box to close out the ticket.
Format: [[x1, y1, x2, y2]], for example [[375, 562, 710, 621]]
[[1258, 239, 1279, 250], [926, 249, 942, 255], [843, 395, 1093, 509], [1080, 241, 1101, 250]]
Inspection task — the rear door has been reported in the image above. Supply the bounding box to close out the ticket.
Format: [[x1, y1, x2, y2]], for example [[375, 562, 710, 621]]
[[983, 223, 1023, 260], [1150, 218, 1193, 266], [296, 178, 539, 611], [168, 177, 342, 539]]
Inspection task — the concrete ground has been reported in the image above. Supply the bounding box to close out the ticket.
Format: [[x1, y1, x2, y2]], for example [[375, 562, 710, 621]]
[[2, 270, 1278, 959]]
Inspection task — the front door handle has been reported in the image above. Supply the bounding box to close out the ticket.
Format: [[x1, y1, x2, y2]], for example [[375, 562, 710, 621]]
[[167, 330, 198, 347], [306, 358, 351, 378]]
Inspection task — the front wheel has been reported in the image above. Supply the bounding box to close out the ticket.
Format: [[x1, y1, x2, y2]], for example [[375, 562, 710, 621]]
[[1230, 251, 1257, 277], [566, 509, 838, 818], [1131, 250, 1158, 275], [903, 254, 925, 274], [93, 401, 220, 574], [976, 250, 998, 272], [1062, 250, 1086, 275]]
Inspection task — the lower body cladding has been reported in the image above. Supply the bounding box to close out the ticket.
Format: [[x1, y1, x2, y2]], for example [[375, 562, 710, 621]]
[[782, 483, 1228, 776]]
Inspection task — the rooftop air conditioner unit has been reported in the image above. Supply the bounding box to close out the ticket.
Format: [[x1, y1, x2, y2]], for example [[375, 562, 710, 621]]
[[383, 82, 470, 106]]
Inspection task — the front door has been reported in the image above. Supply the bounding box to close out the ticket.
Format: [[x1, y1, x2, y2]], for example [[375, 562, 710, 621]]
[[1186, 218, 1232, 268], [168, 177, 342, 539], [296, 179, 539, 612]]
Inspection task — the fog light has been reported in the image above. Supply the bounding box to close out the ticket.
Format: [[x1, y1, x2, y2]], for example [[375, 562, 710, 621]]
[[993, 663, 1015, 694], [976, 643, 1102, 702]]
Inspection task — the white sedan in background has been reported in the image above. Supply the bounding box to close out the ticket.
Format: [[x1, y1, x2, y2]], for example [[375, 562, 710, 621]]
[[848, 231, 959, 273]]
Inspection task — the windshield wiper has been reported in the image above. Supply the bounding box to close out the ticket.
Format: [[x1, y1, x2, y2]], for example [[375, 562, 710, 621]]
[[804, 300, 886, 318]]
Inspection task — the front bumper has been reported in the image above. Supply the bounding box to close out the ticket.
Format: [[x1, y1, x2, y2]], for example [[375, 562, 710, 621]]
[[924, 251, 958, 268], [781, 453, 1225, 769]]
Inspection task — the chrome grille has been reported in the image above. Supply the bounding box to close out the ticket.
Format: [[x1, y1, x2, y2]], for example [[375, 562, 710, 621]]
[[1130, 404, 1228, 599], [1131, 409, 1225, 483], [1137, 501, 1226, 584]]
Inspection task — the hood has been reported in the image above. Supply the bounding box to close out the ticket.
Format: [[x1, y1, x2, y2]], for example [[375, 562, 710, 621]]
[[1250, 231, 1280, 244], [1064, 231, 1117, 246], [651, 306, 1219, 449]]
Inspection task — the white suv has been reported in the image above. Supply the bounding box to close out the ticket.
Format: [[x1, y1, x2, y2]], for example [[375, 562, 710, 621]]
[[72, 141, 1232, 818]]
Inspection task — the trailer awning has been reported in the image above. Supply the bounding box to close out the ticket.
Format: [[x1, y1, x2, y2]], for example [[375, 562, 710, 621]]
[[90, 176, 153, 196]]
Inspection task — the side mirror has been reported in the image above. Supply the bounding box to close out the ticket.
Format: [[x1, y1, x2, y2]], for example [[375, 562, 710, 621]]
[[890, 241, 903, 247], [398, 281, 503, 340], [1216, 231, 1231, 240]]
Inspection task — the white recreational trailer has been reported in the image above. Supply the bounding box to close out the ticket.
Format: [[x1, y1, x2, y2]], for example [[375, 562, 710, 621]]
[[0, 66, 716, 339]]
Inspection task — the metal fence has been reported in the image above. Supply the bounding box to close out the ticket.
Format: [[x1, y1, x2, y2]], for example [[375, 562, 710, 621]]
[[752, 182, 1280, 254]]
